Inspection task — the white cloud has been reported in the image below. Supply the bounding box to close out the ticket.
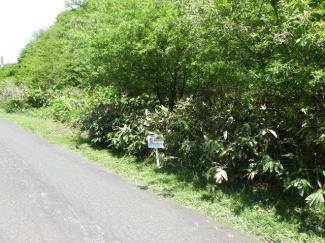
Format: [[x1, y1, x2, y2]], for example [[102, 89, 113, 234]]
[[0, 0, 66, 64]]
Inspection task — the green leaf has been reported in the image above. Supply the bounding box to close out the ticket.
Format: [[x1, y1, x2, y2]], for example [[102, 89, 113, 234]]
[[286, 179, 313, 197], [305, 190, 325, 209]]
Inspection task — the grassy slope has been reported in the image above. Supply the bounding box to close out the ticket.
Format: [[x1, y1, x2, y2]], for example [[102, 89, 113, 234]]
[[0, 109, 324, 243]]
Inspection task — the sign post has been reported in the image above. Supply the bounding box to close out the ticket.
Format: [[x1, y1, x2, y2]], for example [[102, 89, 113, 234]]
[[155, 148, 160, 168], [147, 135, 164, 168]]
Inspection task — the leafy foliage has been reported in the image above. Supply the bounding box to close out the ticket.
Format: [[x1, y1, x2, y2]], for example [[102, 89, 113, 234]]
[[26, 88, 48, 108], [1, 0, 325, 210], [1, 97, 23, 113]]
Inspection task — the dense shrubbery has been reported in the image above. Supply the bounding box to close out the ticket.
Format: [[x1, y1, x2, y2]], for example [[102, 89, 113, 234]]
[[79, 95, 158, 153], [78, 94, 325, 208], [0, 0, 324, 209]]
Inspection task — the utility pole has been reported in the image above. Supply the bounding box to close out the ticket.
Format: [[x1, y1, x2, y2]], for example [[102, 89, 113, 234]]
[[0, 56, 3, 67]]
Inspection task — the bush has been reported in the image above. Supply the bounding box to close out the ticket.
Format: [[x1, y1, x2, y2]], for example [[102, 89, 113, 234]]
[[79, 94, 159, 154], [0, 82, 26, 104], [80, 94, 325, 209], [50, 96, 81, 123], [26, 88, 48, 108], [40, 88, 87, 123], [1, 97, 23, 113]]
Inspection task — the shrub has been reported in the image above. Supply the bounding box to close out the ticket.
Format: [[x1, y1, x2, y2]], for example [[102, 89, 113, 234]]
[[26, 88, 48, 108], [1, 97, 23, 113], [80, 94, 325, 209], [47, 88, 87, 123], [79, 94, 159, 154], [0, 82, 26, 104], [50, 96, 81, 123]]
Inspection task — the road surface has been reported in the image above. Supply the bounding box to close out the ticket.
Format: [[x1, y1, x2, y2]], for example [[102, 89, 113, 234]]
[[0, 118, 258, 243]]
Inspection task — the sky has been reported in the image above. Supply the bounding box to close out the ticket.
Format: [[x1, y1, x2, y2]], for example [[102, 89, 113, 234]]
[[0, 0, 66, 64]]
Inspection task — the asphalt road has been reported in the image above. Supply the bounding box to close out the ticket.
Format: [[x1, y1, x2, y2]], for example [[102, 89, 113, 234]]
[[0, 118, 258, 243]]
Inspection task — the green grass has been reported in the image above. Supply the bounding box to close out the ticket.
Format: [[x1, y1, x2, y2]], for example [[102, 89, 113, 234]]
[[0, 109, 324, 243]]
